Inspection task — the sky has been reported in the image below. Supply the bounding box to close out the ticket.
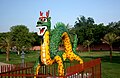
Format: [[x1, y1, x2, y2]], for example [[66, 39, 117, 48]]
[[0, 0, 120, 32]]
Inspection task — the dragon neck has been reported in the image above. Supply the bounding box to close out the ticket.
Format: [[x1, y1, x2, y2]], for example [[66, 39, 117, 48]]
[[41, 31, 51, 65]]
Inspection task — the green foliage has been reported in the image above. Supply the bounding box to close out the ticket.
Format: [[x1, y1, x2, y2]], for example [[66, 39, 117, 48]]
[[101, 33, 120, 46], [93, 23, 107, 44], [101, 32, 120, 61], [10, 25, 35, 51], [0, 32, 13, 61], [83, 40, 92, 47], [32, 32, 41, 46], [83, 40, 93, 52], [49, 22, 79, 58], [50, 22, 68, 58], [72, 15, 120, 46], [107, 21, 120, 35], [74, 16, 95, 44]]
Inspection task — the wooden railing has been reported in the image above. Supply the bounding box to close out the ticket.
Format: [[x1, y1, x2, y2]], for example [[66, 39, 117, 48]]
[[66, 58, 101, 78], [0, 62, 34, 73], [0, 58, 101, 78]]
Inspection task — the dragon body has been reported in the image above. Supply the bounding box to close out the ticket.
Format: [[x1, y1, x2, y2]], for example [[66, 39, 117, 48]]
[[34, 10, 83, 77]]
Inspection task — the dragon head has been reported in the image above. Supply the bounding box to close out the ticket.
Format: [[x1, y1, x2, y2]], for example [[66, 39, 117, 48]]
[[36, 10, 51, 36]]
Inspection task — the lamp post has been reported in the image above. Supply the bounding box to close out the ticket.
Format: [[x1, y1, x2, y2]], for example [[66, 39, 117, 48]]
[[21, 46, 25, 67]]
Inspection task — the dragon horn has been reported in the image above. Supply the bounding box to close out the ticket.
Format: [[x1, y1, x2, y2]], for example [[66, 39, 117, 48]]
[[46, 10, 50, 17], [40, 11, 43, 16]]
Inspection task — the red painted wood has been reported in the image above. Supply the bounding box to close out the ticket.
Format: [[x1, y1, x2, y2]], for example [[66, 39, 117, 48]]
[[66, 58, 101, 78], [0, 59, 101, 78]]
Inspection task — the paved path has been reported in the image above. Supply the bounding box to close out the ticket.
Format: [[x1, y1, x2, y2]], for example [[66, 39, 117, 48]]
[[0, 62, 10, 73], [0, 62, 10, 66]]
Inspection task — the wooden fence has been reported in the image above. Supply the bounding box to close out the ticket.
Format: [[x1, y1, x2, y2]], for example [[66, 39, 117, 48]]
[[0, 62, 34, 73], [0, 58, 101, 78], [66, 58, 101, 78]]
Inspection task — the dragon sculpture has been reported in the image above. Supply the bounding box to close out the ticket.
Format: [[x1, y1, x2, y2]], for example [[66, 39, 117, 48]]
[[34, 10, 83, 77]]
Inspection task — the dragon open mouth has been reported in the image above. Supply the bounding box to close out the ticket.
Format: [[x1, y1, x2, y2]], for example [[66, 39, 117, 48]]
[[36, 26, 47, 36]]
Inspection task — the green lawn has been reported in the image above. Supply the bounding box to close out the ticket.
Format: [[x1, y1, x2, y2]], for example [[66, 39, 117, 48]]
[[79, 51, 120, 78], [0, 51, 120, 78], [0, 50, 39, 64]]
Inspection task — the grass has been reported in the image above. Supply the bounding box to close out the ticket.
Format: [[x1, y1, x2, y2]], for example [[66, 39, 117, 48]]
[[0, 50, 39, 64], [0, 50, 120, 78], [78, 51, 120, 78]]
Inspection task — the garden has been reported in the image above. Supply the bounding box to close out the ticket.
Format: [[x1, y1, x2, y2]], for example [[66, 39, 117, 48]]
[[0, 10, 120, 78], [0, 50, 120, 78]]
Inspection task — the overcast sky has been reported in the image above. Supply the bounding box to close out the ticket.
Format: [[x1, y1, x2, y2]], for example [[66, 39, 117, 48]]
[[0, 0, 120, 32]]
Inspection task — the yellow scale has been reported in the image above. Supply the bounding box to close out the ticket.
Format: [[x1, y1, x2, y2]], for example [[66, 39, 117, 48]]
[[35, 31, 83, 78]]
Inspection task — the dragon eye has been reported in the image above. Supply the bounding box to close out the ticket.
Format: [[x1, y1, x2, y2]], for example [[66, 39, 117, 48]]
[[44, 18, 47, 22], [41, 18, 43, 21]]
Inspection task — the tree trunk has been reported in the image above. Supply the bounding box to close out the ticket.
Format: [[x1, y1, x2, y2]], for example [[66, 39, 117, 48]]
[[6, 47, 9, 62], [110, 45, 113, 62], [6, 51, 9, 62], [88, 45, 90, 52]]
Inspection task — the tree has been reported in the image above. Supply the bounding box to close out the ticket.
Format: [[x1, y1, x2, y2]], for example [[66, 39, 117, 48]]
[[32, 32, 41, 46], [83, 40, 93, 52], [101, 33, 120, 62], [93, 23, 107, 44], [0, 32, 13, 61], [10, 25, 35, 53], [74, 16, 95, 44], [107, 21, 120, 35]]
